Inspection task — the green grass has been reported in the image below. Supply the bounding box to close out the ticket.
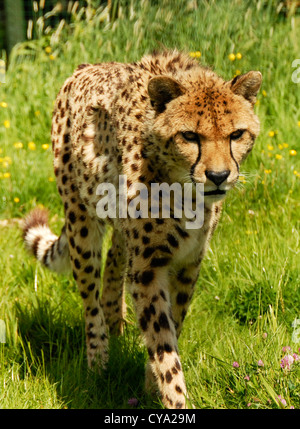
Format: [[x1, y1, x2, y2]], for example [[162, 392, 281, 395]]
[[0, 0, 300, 409]]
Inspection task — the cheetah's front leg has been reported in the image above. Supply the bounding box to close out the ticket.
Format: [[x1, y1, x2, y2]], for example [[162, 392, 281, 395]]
[[170, 263, 201, 339], [130, 263, 188, 409]]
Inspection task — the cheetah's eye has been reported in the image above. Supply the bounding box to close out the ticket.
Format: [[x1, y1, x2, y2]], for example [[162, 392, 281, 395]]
[[181, 131, 199, 143], [230, 129, 245, 140]]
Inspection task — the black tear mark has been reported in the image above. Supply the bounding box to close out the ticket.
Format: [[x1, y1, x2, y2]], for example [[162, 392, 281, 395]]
[[230, 140, 239, 173], [190, 141, 201, 179]]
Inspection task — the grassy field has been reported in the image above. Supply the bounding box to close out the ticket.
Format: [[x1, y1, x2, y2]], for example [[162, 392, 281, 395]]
[[0, 0, 300, 409]]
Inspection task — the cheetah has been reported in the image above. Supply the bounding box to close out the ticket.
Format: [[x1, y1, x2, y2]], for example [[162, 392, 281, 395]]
[[23, 51, 261, 409]]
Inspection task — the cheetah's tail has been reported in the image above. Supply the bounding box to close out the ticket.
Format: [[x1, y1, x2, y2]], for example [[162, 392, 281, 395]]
[[22, 208, 71, 273]]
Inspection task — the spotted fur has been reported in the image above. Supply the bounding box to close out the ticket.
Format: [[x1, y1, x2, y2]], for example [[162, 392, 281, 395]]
[[23, 51, 261, 409]]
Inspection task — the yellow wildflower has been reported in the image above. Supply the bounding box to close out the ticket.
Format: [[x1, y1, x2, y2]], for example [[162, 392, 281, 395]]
[[262, 90, 267, 97], [28, 141, 36, 150], [3, 120, 10, 128], [49, 54, 55, 60], [255, 99, 260, 106], [275, 154, 282, 160], [264, 169, 272, 174], [42, 143, 49, 150], [294, 170, 300, 178], [14, 142, 23, 149], [268, 130, 275, 137], [4, 156, 12, 164], [289, 149, 297, 156], [278, 144, 283, 150], [48, 177, 55, 182], [0, 101, 7, 107], [35, 110, 41, 116], [267, 144, 274, 151], [45, 46, 52, 54], [14, 197, 20, 203], [228, 53, 236, 61], [189, 51, 201, 58], [236, 52, 242, 60], [298, 121, 300, 127], [3, 172, 10, 178], [235, 70, 241, 76], [283, 143, 289, 148]]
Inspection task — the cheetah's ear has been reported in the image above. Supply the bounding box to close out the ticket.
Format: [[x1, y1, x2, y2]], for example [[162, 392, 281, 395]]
[[148, 76, 186, 113], [228, 71, 262, 106]]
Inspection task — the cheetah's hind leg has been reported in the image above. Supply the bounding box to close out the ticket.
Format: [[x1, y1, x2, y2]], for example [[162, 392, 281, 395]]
[[101, 229, 127, 335], [66, 216, 109, 370]]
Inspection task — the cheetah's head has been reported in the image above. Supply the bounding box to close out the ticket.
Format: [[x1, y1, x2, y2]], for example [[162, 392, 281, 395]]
[[147, 69, 262, 203]]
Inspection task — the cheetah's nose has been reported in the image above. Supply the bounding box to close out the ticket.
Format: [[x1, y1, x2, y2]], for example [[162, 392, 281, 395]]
[[205, 170, 230, 186]]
